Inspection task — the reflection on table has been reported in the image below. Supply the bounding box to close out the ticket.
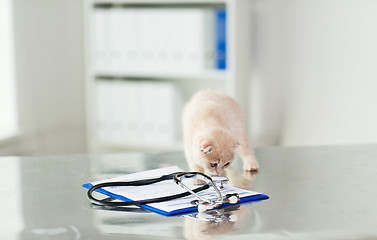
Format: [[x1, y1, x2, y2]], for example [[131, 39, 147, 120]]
[[1, 145, 377, 239]]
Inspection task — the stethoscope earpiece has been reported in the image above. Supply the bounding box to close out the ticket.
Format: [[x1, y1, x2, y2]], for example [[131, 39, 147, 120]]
[[225, 193, 240, 204], [229, 195, 238, 204]]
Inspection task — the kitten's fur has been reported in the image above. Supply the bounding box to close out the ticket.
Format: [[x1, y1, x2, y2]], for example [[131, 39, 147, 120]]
[[183, 90, 259, 176]]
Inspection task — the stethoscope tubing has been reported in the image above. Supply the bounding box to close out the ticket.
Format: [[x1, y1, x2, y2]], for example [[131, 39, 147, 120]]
[[87, 172, 211, 207]]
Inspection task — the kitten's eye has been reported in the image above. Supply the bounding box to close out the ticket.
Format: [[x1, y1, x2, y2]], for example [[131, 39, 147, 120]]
[[210, 163, 218, 168], [224, 162, 230, 167]]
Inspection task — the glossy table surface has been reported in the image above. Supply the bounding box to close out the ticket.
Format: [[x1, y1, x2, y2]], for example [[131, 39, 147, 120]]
[[1, 145, 377, 239]]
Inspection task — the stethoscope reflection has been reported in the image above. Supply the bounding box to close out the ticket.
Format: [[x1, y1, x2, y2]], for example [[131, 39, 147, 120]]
[[183, 167, 259, 240], [184, 205, 251, 240], [89, 167, 259, 239]]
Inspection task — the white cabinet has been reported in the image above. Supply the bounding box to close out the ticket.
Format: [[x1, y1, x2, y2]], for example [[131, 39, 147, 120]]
[[84, 0, 252, 152]]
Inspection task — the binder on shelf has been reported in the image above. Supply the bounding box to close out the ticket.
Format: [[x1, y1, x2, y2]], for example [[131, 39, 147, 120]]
[[154, 82, 182, 144], [95, 80, 113, 142], [94, 79, 181, 146], [112, 80, 128, 143], [90, 6, 227, 74], [215, 8, 227, 70], [83, 166, 269, 217], [110, 7, 125, 72], [139, 82, 155, 143], [122, 81, 141, 144], [91, 7, 105, 72]]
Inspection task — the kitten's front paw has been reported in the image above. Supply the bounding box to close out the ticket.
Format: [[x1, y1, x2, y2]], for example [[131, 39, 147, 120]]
[[243, 160, 259, 172]]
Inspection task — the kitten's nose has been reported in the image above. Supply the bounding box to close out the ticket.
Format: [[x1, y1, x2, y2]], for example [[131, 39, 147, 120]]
[[215, 169, 223, 175]]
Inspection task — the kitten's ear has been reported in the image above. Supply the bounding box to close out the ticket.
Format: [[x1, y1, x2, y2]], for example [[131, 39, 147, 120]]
[[200, 140, 214, 154], [201, 145, 213, 154]]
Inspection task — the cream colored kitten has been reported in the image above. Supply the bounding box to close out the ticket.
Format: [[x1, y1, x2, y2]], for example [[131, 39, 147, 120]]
[[183, 90, 259, 176]]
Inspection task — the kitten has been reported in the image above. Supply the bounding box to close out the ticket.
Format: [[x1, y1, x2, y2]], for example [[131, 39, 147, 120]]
[[182, 90, 259, 176]]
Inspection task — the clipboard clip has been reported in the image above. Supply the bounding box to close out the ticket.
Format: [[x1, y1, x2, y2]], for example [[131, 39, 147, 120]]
[[211, 176, 229, 189], [174, 173, 240, 212]]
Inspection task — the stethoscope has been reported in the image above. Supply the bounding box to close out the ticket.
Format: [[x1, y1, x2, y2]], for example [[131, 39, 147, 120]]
[[87, 171, 240, 212]]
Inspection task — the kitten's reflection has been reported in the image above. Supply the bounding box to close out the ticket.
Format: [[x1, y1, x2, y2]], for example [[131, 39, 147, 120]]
[[226, 167, 259, 190], [184, 169, 258, 240]]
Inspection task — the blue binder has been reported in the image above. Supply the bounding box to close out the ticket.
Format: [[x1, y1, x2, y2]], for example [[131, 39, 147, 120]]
[[215, 8, 227, 70]]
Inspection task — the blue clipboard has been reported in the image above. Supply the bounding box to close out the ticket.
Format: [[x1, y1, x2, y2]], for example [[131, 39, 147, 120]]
[[83, 166, 269, 216]]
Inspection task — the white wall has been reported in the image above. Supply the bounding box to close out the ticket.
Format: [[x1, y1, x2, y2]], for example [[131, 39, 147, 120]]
[[0, 158, 23, 239], [248, 0, 284, 146], [13, 0, 87, 155], [251, 0, 377, 146], [7, 0, 377, 155], [0, 0, 18, 140]]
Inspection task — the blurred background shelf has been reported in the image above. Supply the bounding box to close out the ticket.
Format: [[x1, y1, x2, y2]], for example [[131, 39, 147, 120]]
[[92, 0, 228, 6], [84, 0, 252, 152], [94, 142, 183, 152], [3, 0, 377, 156], [93, 70, 229, 81]]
